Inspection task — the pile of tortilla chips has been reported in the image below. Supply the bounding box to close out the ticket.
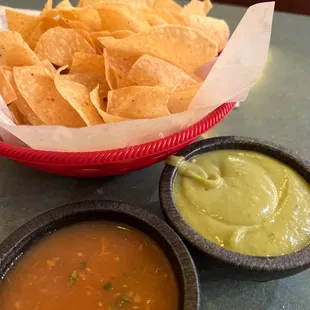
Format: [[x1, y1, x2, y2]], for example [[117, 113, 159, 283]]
[[0, 0, 229, 127]]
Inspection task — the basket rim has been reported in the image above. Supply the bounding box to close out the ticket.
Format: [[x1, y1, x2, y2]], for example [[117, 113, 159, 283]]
[[0, 102, 235, 165]]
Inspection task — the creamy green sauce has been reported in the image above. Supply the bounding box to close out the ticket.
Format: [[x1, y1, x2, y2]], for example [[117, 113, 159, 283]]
[[169, 150, 310, 256]]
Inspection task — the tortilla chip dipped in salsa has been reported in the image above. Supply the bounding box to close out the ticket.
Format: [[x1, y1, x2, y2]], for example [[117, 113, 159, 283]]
[[0, 0, 229, 126]]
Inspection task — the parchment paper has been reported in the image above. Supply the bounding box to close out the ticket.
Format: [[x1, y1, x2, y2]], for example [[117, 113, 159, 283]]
[[0, 2, 274, 151]]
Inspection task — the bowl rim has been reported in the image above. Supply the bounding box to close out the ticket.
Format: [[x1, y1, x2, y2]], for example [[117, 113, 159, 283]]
[[0, 200, 200, 310], [159, 136, 310, 272]]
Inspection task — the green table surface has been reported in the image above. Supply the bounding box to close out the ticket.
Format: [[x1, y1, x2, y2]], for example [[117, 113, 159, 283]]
[[0, 0, 310, 309]]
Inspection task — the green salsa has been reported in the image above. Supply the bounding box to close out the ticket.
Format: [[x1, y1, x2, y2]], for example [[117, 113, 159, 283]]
[[168, 150, 310, 256]]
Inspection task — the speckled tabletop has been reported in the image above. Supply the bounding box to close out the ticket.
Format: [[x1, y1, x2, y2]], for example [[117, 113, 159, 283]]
[[0, 1, 310, 309]]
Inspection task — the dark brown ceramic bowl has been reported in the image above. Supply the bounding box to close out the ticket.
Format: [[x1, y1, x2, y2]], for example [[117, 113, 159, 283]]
[[0, 200, 199, 309], [159, 136, 310, 281]]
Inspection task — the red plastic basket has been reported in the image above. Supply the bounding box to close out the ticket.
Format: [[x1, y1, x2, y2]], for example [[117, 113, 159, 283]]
[[0, 102, 235, 177]]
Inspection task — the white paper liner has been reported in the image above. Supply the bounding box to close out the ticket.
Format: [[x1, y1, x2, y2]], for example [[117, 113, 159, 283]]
[[0, 2, 274, 151]]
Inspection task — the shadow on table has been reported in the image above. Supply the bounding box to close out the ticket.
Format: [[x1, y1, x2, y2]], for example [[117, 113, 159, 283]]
[[189, 246, 286, 310], [189, 245, 275, 282]]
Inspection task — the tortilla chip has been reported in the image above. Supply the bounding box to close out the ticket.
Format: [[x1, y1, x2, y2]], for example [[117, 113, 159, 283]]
[[90, 85, 107, 110], [13, 66, 85, 127], [142, 12, 168, 26], [91, 30, 134, 50], [59, 71, 105, 87], [204, 0, 213, 15], [77, 0, 84, 6], [34, 27, 96, 66], [73, 29, 97, 50], [58, 7, 102, 32], [56, 0, 73, 9], [1, 0, 227, 129], [184, 15, 229, 51], [3, 69, 44, 125], [0, 67, 17, 104], [97, 3, 150, 32], [0, 31, 40, 66], [58, 71, 110, 99], [15, 97, 44, 125], [39, 59, 57, 74], [153, 9, 179, 24], [27, 17, 60, 50], [5, 9, 39, 48], [58, 18, 90, 31], [41, 0, 53, 16], [181, 0, 205, 16], [86, 0, 154, 9], [90, 85, 129, 123], [104, 51, 117, 90], [77, 0, 89, 6], [90, 31, 111, 50], [99, 25, 218, 73], [6, 45, 40, 67], [111, 30, 134, 39], [168, 83, 202, 113], [55, 75, 103, 126], [70, 53, 105, 73], [153, 0, 182, 11], [128, 54, 198, 87], [190, 73, 203, 83], [107, 86, 171, 118], [104, 49, 136, 89], [8, 103, 30, 125], [167, 10, 187, 25], [93, 30, 134, 40]]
